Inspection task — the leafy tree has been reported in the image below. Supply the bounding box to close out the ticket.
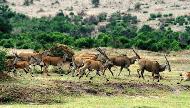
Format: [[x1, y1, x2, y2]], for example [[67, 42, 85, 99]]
[[0, 5, 14, 33], [138, 25, 153, 33], [0, 49, 7, 72], [91, 0, 100, 7], [96, 33, 112, 47], [75, 37, 95, 48], [109, 12, 122, 22], [134, 2, 141, 11], [98, 12, 107, 22]]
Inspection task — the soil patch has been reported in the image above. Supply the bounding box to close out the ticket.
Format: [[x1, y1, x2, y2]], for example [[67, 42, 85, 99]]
[[54, 80, 174, 96], [0, 73, 15, 81], [0, 80, 189, 104], [0, 85, 62, 104]]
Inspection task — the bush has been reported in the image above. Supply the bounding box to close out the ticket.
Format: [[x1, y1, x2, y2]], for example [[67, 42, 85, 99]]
[[79, 24, 95, 35], [0, 0, 7, 3], [171, 40, 181, 51], [109, 12, 122, 22], [75, 37, 95, 48], [169, 13, 173, 17], [150, 13, 157, 19], [23, 0, 33, 6], [91, 0, 100, 7], [0, 49, 7, 72], [134, 2, 141, 11], [176, 16, 186, 26], [96, 33, 112, 47], [0, 5, 14, 33], [163, 14, 169, 17], [157, 13, 162, 18], [138, 25, 153, 33], [0, 39, 14, 48], [122, 14, 138, 24], [98, 12, 107, 22], [83, 15, 99, 25]]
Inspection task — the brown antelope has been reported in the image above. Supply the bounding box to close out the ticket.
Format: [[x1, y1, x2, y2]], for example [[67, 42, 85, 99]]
[[132, 49, 171, 82], [78, 48, 113, 81], [37, 55, 68, 76], [178, 72, 190, 84], [16, 52, 42, 61], [71, 53, 100, 76], [12, 51, 45, 71], [107, 49, 139, 76], [5, 57, 34, 76]]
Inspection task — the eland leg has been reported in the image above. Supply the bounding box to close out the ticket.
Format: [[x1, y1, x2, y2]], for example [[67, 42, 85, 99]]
[[108, 67, 114, 76], [127, 68, 131, 76], [141, 69, 145, 80], [118, 67, 124, 76]]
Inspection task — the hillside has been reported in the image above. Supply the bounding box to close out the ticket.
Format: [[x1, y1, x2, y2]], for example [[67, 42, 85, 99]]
[[1, 0, 190, 51], [4, 0, 190, 31]]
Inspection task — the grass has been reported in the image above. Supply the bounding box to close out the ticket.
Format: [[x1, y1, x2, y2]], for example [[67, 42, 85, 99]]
[[1, 92, 190, 108], [0, 48, 190, 107], [0, 72, 189, 108]]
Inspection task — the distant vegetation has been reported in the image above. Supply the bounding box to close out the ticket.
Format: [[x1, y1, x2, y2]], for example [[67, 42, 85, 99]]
[[0, 5, 190, 52], [91, 0, 100, 7], [23, 0, 33, 6], [0, 49, 7, 72]]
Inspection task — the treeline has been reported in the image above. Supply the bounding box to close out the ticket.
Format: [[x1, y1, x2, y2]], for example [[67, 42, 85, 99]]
[[1, 5, 190, 52]]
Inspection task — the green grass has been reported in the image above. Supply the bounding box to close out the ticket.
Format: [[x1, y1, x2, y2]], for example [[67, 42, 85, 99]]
[[1, 92, 190, 108], [0, 72, 189, 108]]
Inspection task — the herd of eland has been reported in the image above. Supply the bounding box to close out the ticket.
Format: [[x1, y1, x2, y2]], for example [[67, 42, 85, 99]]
[[4, 45, 190, 83]]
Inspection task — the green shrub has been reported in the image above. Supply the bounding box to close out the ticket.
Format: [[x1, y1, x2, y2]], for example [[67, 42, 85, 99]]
[[79, 24, 95, 35], [91, 0, 100, 7], [122, 14, 138, 24], [0, 39, 14, 48], [23, 0, 33, 6], [84, 15, 99, 25], [176, 16, 186, 26], [134, 2, 141, 11], [170, 40, 181, 51], [157, 13, 162, 18], [0, 49, 7, 72], [0, 5, 14, 33], [169, 13, 173, 17], [0, 0, 7, 3], [150, 13, 157, 19], [96, 33, 112, 47], [98, 12, 107, 22], [75, 37, 95, 48], [163, 14, 169, 17], [138, 25, 153, 32], [109, 12, 122, 22]]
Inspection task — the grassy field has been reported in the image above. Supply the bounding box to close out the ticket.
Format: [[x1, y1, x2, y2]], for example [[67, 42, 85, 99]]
[[0, 48, 190, 108]]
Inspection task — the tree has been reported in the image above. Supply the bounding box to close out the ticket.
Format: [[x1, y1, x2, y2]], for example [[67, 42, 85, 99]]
[[134, 2, 141, 11], [91, 0, 100, 7], [75, 38, 95, 48], [0, 49, 7, 72], [23, 0, 34, 6], [138, 25, 153, 33], [0, 5, 13, 33], [98, 12, 107, 22]]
